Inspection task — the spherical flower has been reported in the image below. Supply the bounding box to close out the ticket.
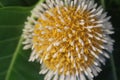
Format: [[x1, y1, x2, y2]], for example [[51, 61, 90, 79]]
[[22, 0, 114, 80]]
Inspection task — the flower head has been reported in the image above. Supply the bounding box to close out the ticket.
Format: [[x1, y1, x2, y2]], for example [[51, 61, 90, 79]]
[[23, 0, 114, 80]]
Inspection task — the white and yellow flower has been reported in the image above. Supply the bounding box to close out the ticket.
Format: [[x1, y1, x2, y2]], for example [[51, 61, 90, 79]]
[[22, 0, 114, 80]]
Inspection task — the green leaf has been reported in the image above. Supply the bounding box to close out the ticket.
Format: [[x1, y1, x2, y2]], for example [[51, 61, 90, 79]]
[[115, 0, 120, 5], [109, 9, 120, 80], [0, 0, 38, 7], [0, 1, 44, 80]]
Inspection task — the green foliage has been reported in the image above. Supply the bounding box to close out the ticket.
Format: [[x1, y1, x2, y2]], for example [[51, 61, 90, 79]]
[[0, 0, 119, 80], [0, 0, 38, 7], [0, 0, 44, 80], [115, 0, 120, 5]]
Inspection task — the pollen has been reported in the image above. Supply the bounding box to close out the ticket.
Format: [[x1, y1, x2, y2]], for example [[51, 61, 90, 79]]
[[33, 6, 103, 75]]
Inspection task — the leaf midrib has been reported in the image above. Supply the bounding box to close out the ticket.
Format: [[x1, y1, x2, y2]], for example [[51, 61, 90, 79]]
[[0, 37, 20, 43], [5, 37, 23, 80]]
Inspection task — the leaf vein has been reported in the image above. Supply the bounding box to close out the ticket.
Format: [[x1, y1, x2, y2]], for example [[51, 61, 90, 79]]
[[5, 36, 23, 80]]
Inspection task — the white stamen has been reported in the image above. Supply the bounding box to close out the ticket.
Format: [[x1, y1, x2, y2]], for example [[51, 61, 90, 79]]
[[39, 38, 44, 41], [76, 46, 79, 52], [27, 17, 36, 24], [95, 36, 101, 40], [84, 55, 88, 61], [66, 71, 70, 76], [46, 11, 54, 16], [95, 67, 102, 73], [29, 50, 36, 62], [71, 55, 74, 61], [94, 61, 99, 66], [74, 61, 76, 68], [53, 52, 58, 58], [68, 51, 71, 57], [95, 20, 104, 24], [90, 8, 96, 13], [44, 71, 54, 80], [47, 45, 52, 52], [78, 38, 84, 46], [41, 31, 46, 34], [48, 1, 54, 8], [63, 37, 67, 42], [80, 21, 85, 25], [91, 45, 96, 51], [95, 8, 103, 16], [80, 48, 84, 54], [53, 73, 58, 80], [76, 5, 80, 12], [60, 1, 64, 6], [65, 0, 68, 6], [45, 54, 49, 60], [47, 26, 53, 30], [71, 75, 76, 80], [72, 30, 76, 34], [90, 50, 99, 59], [64, 26, 69, 30], [88, 39, 91, 44], [89, 14, 96, 18], [70, 41, 74, 46], [68, 34, 72, 38], [102, 52, 110, 58], [51, 0, 56, 6], [59, 48, 64, 52], [58, 16, 64, 23], [82, 5, 87, 12], [60, 74, 65, 80], [39, 68, 48, 74], [80, 72, 86, 80], [41, 3, 48, 9], [60, 68, 64, 72], [48, 38, 54, 42], [86, 67, 94, 78], [95, 32, 103, 37], [97, 48, 103, 53], [56, 64, 60, 68], [90, 19, 95, 22], [78, 53, 81, 58], [40, 59, 43, 64], [55, 0, 60, 5], [22, 39, 31, 44], [70, 1, 74, 7], [38, 50, 43, 54], [91, 66, 98, 76], [53, 42, 60, 46], [40, 13, 47, 20], [74, 0, 77, 6], [85, 26, 94, 29], [23, 44, 32, 50], [95, 24, 103, 27], [57, 28, 62, 32], [64, 7, 69, 11]]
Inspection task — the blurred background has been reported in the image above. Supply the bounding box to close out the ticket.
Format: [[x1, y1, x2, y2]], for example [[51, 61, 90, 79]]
[[0, 0, 120, 80]]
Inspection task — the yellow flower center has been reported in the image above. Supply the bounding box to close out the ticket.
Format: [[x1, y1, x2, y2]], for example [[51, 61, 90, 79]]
[[33, 7, 103, 75]]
